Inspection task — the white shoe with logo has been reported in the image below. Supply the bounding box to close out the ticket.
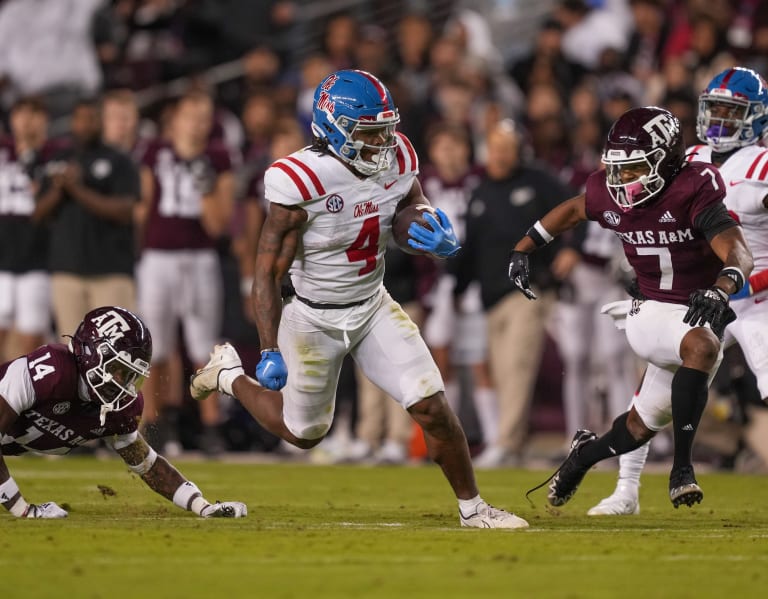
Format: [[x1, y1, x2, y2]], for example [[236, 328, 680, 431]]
[[190, 343, 244, 400], [460, 502, 529, 529]]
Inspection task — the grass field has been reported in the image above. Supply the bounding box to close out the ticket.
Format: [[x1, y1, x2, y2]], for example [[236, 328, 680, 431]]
[[2, 456, 766, 599]]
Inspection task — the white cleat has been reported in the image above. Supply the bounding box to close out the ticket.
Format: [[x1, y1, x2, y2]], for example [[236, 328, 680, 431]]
[[460, 502, 529, 529], [587, 493, 640, 516], [189, 343, 244, 400]]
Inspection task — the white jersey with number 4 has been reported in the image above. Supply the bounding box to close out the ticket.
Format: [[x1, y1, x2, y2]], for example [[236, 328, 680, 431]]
[[263, 132, 419, 304], [687, 144, 768, 272]]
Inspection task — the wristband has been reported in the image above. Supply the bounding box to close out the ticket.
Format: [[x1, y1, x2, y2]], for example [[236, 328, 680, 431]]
[[718, 267, 745, 293], [173, 481, 203, 511], [260, 348, 280, 354], [0, 477, 29, 517], [526, 221, 554, 248]]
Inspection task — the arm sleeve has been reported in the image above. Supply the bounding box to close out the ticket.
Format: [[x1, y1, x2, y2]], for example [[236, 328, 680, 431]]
[[693, 201, 740, 242], [0, 358, 36, 414]]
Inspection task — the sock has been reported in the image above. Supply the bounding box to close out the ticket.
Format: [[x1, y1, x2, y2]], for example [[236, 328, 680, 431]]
[[473, 387, 499, 446], [218, 365, 245, 396], [670, 366, 709, 470], [577, 412, 647, 468], [615, 441, 651, 496], [458, 494, 483, 516]]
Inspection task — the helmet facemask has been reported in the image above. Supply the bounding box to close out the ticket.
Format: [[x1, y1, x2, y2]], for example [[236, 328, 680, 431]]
[[697, 94, 755, 152], [79, 339, 150, 425], [321, 112, 399, 176], [603, 149, 665, 211]]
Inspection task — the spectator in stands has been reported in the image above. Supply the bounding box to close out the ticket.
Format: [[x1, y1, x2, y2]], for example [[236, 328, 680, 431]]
[[0, 0, 109, 118], [419, 124, 491, 448], [450, 119, 576, 466], [508, 17, 585, 97], [136, 91, 235, 456], [0, 98, 56, 360], [556, 0, 632, 71], [35, 98, 140, 341]]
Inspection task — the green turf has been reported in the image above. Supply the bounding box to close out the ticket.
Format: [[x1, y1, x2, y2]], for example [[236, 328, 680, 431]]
[[2, 456, 766, 599]]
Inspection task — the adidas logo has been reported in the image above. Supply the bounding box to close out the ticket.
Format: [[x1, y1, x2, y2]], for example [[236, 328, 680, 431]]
[[682, 424, 694, 431], [659, 211, 676, 223], [0, 492, 8, 502]]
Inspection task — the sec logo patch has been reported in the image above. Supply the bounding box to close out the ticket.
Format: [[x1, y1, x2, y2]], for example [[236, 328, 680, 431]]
[[326, 194, 344, 213]]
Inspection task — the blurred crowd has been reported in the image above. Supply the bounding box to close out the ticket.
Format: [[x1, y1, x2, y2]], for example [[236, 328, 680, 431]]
[[0, 0, 766, 470]]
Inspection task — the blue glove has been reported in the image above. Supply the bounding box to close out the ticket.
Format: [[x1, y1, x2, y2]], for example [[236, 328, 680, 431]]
[[407, 207, 461, 258], [256, 350, 287, 390], [729, 281, 751, 300]]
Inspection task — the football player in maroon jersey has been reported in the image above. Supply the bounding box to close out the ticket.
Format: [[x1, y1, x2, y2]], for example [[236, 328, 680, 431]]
[[0, 307, 246, 519], [509, 106, 753, 509]]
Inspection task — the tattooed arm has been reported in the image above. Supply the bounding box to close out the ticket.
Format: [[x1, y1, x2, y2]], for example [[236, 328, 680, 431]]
[[251, 203, 307, 349], [114, 435, 247, 517]]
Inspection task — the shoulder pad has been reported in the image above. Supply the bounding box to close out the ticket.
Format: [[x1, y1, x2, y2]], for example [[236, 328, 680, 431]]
[[265, 152, 327, 205], [740, 146, 768, 184], [394, 132, 419, 175]]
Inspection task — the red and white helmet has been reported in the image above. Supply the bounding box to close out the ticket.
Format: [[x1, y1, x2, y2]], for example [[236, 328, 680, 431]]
[[70, 306, 151, 424], [602, 106, 685, 211]]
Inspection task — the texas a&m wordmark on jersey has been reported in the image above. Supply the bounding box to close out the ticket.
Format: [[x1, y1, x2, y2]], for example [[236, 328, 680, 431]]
[[0, 344, 142, 455], [263, 133, 419, 304], [585, 161, 727, 304], [687, 143, 768, 273]]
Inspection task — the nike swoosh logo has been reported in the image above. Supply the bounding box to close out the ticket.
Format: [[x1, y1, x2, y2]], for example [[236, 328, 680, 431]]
[[729, 180, 743, 187], [756, 297, 767, 304], [383, 181, 396, 190]]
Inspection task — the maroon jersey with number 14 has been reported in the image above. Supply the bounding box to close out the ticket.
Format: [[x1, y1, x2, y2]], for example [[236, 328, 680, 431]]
[[584, 161, 727, 304], [0, 344, 142, 456]]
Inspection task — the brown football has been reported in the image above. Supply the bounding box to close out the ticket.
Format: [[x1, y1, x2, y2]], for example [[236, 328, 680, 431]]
[[391, 203, 436, 255]]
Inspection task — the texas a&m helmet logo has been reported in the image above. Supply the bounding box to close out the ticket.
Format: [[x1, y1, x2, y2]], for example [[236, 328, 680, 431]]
[[642, 112, 680, 149], [90, 309, 131, 343]]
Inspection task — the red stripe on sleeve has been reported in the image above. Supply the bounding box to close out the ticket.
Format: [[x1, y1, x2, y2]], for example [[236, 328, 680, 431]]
[[746, 150, 768, 179], [273, 161, 311, 201], [396, 132, 417, 171], [759, 158, 768, 181], [285, 156, 326, 196], [395, 146, 406, 174]]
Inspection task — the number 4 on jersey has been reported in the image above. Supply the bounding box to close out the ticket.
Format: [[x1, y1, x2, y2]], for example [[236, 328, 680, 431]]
[[346, 216, 380, 275]]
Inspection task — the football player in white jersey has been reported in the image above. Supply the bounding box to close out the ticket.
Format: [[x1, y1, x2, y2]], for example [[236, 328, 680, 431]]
[[190, 70, 528, 529], [589, 66, 768, 516]]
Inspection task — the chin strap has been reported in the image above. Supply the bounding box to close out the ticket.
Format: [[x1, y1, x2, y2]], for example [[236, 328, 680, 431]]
[[99, 404, 110, 426]]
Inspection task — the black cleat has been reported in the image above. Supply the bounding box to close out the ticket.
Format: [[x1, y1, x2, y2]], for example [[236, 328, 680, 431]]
[[526, 430, 598, 507], [669, 465, 703, 508]]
